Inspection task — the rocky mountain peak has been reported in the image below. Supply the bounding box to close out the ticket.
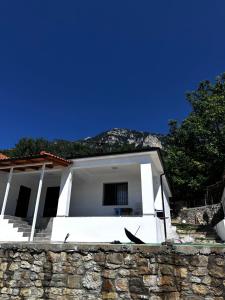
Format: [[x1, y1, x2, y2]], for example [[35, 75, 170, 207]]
[[84, 128, 162, 148]]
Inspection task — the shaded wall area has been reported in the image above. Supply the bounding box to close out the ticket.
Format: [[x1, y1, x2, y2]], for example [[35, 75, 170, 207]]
[[176, 204, 222, 225], [0, 243, 225, 299]]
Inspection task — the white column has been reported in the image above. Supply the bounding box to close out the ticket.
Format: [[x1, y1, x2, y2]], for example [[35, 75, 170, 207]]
[[1, 167, 13, 217], [30, 164, 45, 241], [57, 167, 73, 217], [140, 163, 155, 215]]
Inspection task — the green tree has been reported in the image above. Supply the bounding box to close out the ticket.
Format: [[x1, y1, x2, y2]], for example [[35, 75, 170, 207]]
[[164, 74, 225, 206]]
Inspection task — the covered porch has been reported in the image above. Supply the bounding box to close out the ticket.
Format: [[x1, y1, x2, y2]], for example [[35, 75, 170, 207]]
[[0, 152, 71, 241]]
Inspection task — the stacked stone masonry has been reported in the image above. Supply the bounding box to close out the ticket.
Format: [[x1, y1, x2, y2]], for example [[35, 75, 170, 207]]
[[177, 204, 221, 225], [0, 243, 225, 299]]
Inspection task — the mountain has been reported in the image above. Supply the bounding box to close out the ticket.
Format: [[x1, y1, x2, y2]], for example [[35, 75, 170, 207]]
[[81, 128, 162, 149], [2, 128, 163, 158]]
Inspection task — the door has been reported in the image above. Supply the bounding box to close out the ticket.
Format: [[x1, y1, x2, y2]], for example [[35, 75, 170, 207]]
[[15, 186, 31, 218], [43, 186, 60, 217]]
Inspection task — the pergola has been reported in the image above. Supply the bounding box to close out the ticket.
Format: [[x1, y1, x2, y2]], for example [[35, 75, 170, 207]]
[[0, 151, 71, 241]]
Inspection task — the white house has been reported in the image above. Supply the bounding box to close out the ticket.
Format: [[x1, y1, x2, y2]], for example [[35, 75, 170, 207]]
[[0, 149, 173, 243]]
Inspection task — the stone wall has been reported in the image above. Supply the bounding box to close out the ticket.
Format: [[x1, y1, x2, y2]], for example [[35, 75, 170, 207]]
[[0, 243, 225, 299], [176, 204, 222, 225]]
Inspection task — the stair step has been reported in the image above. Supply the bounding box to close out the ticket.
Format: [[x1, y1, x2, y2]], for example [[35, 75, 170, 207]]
[[3, 215, 52, 241], [35, 232, 50, 236], [173, 222, 221, 244], [6, 216, 26, 220], [13, 223, 31, 229], [18, 228, 31, 234], [33, 238, 51, 242], [22, 233, 31, 237], [8, 219, 27, 223], [35, 231, 50, 235]]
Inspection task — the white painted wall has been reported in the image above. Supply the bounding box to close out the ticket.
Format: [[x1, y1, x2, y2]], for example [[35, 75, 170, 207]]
[[51, 215, 159, 243], [215, 219, 225, 241], [156, 217, 165, 242], [140, 163, 155, 215], [69, 164, 142, 217], [0, 218, 28, 242], [73, 153, 152, 169], [57, 167, 73, 217]]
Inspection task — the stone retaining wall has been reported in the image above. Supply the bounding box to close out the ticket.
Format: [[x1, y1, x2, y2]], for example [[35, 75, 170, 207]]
[[176, 204, 222, 225], [0, 243, 225, 299]]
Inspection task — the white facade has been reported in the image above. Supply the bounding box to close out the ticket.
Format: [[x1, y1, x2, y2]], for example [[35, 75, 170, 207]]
[[0, 150, 172, 243], [215, 188, 225, 241]]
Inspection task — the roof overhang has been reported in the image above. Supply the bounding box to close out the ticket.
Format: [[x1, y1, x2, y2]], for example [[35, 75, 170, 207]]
[[0, 151, 72, 172]]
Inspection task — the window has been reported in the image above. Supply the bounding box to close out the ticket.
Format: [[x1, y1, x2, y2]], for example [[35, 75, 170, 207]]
[[103, 182, 128, 205]]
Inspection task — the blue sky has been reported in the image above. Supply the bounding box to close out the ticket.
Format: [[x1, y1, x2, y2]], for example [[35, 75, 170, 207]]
[[1, 1, 225, 149]]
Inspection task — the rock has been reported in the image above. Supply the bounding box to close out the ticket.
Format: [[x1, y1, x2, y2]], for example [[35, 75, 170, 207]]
[[0, 262, 8, 271], [160, 265, 174, 275], [102, 279, 115, 292], [20, 288, 31, 297], [158, 276, 174, 286], [115, 278, 128, 292], [102, 292, 118, 299], [166, 292, 180, 300], [48, 251, 61, 263], [94, 253, 105, 263], [192, 267, 208, 276], [191, 256, 208, 267], [82, 272, 102, 290], [209, 265, 225, 278], [20, 261, 31, 269], [175, 267, 188, 278], [190, 276, 202, 283], [107, 254, 124, 265], [129, 278, 148, 294], [192, 284, 209, 296], [67, 275, 81, 289], [143, 275, 157, 287], [202, 276, 211, 285], [102, 270, 117, 279], [9, 262, 19, 271], [118, 269, 130, 277]]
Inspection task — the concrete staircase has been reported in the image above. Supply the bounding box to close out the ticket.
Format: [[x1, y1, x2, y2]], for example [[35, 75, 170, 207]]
[[174, 223, 222, 244], [3, 215, 52, 242]]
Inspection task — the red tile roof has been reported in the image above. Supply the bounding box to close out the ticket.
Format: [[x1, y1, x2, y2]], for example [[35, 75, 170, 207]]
[[0, 151, 71, 171], [40, 151, 71, 165], [0, 153, 9, 160]]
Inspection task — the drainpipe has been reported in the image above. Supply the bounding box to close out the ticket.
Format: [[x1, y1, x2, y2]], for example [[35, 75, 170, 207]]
[[160, 173, 167, 240]]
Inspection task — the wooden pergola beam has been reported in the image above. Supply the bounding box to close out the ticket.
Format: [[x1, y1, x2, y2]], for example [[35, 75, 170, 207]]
[[0, 152, 71, 172]]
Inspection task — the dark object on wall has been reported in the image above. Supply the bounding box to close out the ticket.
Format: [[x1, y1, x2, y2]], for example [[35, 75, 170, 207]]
[[43, 186, 60, 217], [203, 211, 209, 224], [111, 240, 121, 244], [114, 208, 133, 216], [124, 228, 145, 244], [211, 205, 224, 227], [15, 186, 31, 218], [64, 233, 70, 243]]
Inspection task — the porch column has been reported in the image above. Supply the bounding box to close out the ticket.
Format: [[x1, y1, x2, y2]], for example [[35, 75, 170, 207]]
[[140, 163, 155, 215], [0, 167, 13, 217], [30, 164, 46, 242], [57, 167, 73, 217]]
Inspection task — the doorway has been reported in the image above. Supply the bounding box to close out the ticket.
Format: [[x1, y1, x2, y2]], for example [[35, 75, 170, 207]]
[[43, 186, 60, 217], [15, 185, 31, 218]]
